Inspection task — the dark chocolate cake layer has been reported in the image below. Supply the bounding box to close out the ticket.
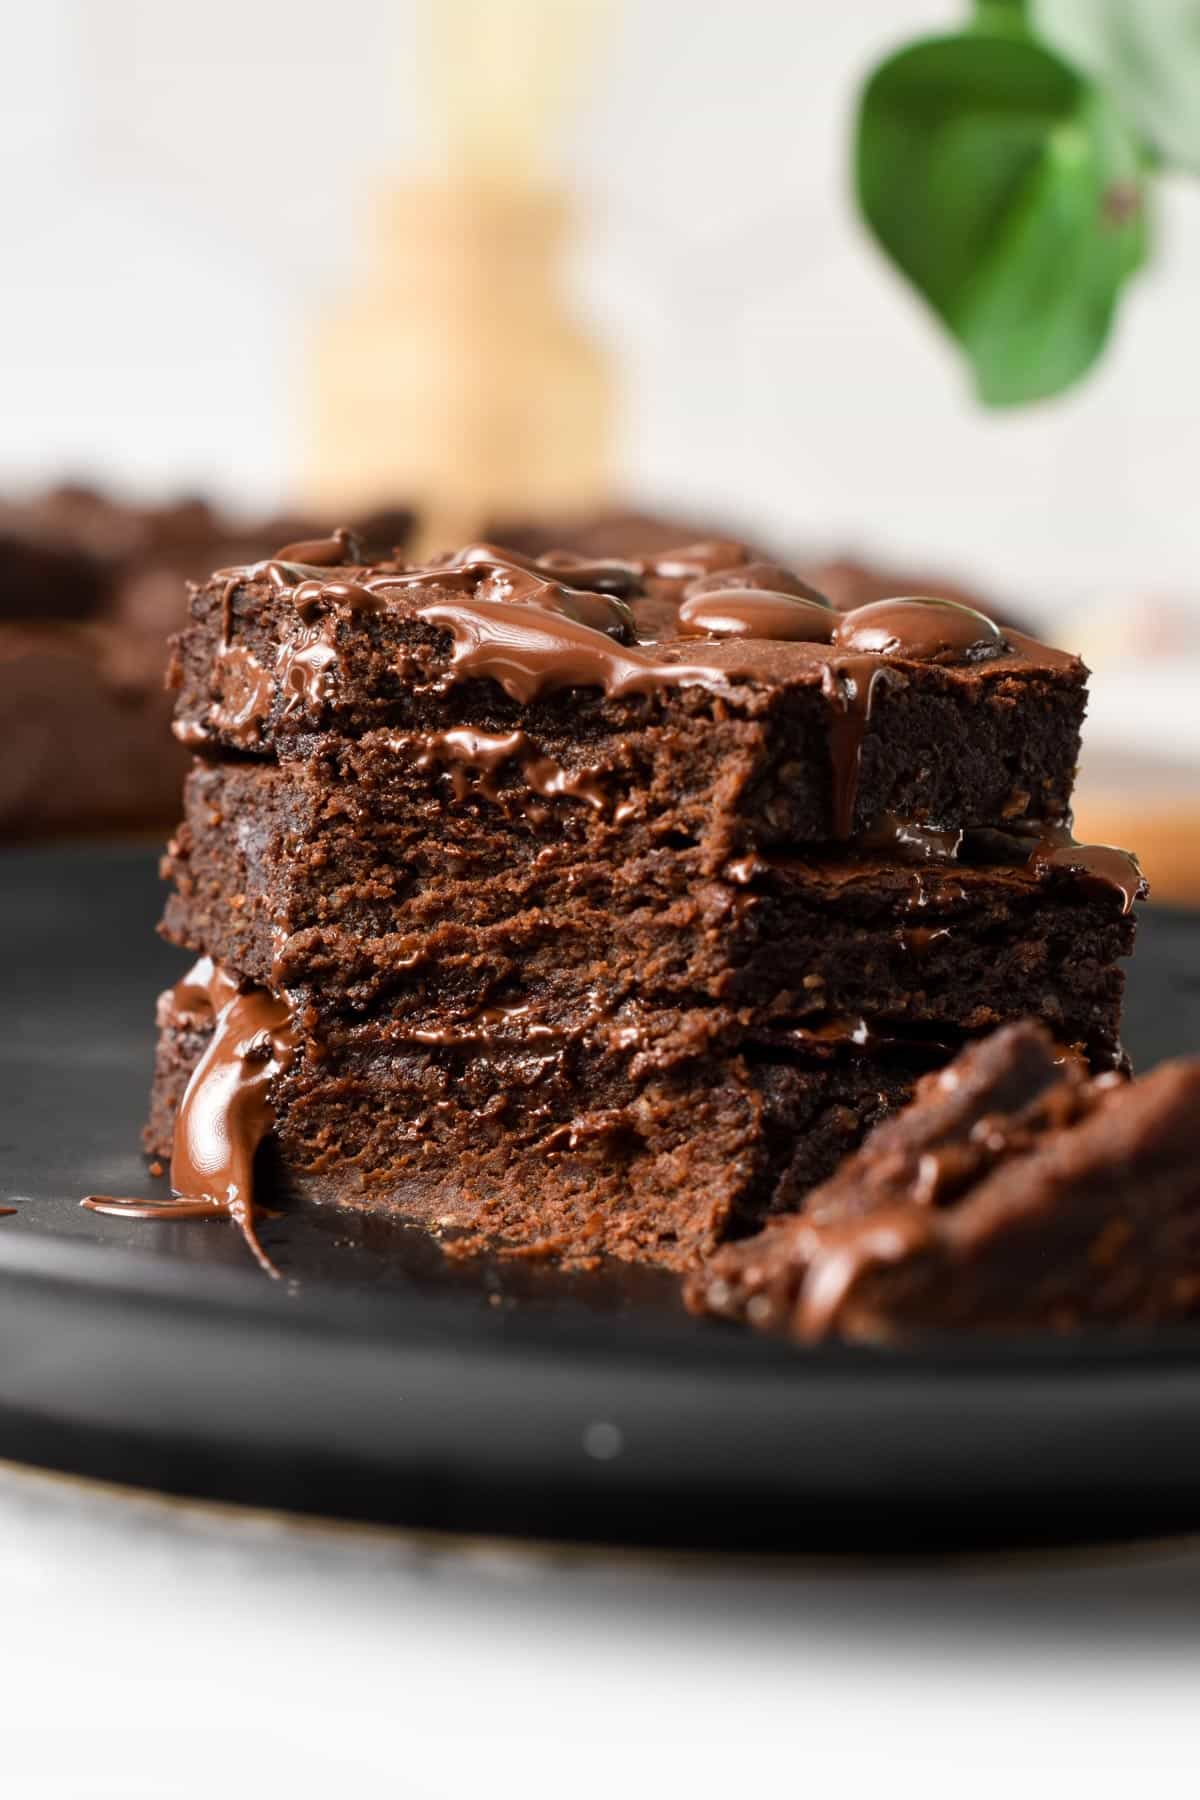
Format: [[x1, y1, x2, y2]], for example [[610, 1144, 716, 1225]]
[[160, 758, 1135, 1056], [143, 960, 942, 1270], [169, 541, 1086, 855], [687, 1024, 1200, 1339]]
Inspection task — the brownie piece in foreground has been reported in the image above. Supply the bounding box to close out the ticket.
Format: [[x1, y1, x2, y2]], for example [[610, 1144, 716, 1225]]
[[686, 1024, 1200, 1340]]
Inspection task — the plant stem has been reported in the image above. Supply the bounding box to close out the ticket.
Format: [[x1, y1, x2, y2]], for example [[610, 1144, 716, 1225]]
[[971, 0, 1031, 34]]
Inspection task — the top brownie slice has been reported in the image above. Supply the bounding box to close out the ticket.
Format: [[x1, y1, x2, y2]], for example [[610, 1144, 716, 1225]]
[[169, 534, 1086, 854]]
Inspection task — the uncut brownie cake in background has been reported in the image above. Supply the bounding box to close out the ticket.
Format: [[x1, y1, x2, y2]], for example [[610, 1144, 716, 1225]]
[[85, 526, 1145, 1277], [0, 486, 414, 838]]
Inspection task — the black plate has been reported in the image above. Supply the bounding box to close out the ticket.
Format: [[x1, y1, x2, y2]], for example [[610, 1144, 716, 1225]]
[[3, 841, 1200, 1553]]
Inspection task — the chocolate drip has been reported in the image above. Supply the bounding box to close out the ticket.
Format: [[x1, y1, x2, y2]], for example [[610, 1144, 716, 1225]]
[[217, 572, 242, 646], [292, 576, 387, 623], [277, 622, 339, 713], [415, 595, 733, 706], [833, 597, 1004, 663], [170, 953, 238, 1023], [1030, 826, 1147, 915], [820, 658, 895, 839], [862, 816, 966, 863], [400, 1001, 564, 1049], [392, 726, 612, 814], [361, 549, 640, 643], [83, 958, 296, 1278], [210, 644, 273, 746], [798, 1207, 938, 1338]]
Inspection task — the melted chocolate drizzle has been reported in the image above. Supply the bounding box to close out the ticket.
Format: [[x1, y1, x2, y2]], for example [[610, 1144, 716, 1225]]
[[83, 957, 296, 1278], [277, 621, 340, 713], [820, 658, 896, 840], [1029, 826, 1147, 915], [211, 644, 273, 747], [391, 726, 612, 814], [797, 1206, 938, 1338], [412, 594, 733, 707]]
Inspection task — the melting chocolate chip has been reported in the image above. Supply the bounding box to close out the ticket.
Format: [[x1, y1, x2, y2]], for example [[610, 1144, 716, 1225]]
[[677, 587, 836, 642], [833, 597, 1004, 663], [536, 551, 646, 599], [684, 561, 832, 606], [646, 540, 753, 580]]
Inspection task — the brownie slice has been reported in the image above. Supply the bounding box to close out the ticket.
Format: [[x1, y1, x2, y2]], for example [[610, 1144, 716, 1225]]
[[160, 758, 1136, 1058], [686, 1024, 1200, 1339], [0, 523, 110, 622], [144, 958, 941, 1269], [0, 623, 189, 835], [0, 489, 415, 837], [169, 543, 1086, 855]]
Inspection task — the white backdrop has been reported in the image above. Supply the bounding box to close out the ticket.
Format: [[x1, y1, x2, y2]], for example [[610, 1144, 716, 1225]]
[[2, 0, 1198, 619]]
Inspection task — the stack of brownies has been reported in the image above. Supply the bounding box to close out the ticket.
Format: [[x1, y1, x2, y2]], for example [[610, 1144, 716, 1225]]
[[140, 532, 1143, 1271]]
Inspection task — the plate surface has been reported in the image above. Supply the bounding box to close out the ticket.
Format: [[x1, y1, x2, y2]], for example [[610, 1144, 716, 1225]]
[[3, 841, 1200, 1552]]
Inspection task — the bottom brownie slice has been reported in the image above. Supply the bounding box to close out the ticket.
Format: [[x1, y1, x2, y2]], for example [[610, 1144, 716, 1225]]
[[142, 957, 952, 1271], [686, 1023, 1200, 1338]]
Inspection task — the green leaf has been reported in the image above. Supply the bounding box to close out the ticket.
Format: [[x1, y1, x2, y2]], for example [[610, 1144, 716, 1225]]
[[855, 31, 1150, 405], [1037, 0, 1200, 174]]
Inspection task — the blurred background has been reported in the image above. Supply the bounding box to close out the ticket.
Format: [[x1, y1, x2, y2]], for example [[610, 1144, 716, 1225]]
[[1, 0, 1198, 879]]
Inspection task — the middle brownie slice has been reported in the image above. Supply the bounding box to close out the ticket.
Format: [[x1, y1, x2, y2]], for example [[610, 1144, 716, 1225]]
[[163, 749, 1134, 1064]]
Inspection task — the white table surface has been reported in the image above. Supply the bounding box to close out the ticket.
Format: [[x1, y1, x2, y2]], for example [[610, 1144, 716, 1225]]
[[3, 1460, 1199, 1798]]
